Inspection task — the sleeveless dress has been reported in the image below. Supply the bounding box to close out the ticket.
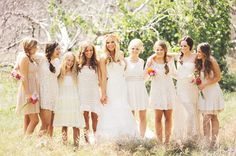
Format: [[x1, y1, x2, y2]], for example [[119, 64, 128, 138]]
[[16, 59, 40, 115], [149, 60, 176, 110], [53, 75, 85, 128], [175, 61, 201, 137], [125, 58, 148, 110], [36, 53, 60, 111], [96, 61, 138, 140], [78, 66, 101, 114], [198, 71, 224, 114]]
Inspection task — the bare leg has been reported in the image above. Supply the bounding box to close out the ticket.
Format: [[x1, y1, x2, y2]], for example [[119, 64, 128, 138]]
[[139, 110, 146, 138], [155, 109, 163, 143], [211, 114, 219, 145], [25, 113, 39, 135], [73, 127, 80, 147], [91, 112, 98, 134], [62, 126, 68, 145], [39, 109, 53, 136], [164, 109, 173, 144], [83, 111, 90, 143], [24, 115, 30, 135], [48, 112, 54, 137], [203, 114, 211, 142]]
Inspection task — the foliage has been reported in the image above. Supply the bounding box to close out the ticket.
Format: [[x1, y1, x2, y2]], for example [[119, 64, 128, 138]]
[[112, 0, 236, 91]]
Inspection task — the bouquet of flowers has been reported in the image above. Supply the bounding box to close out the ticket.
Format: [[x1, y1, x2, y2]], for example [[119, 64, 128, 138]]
[[11, 70, 22, 80], [147, 67, 157, 79], [191, 71, 204, 99], [21, 93, 39, 110]]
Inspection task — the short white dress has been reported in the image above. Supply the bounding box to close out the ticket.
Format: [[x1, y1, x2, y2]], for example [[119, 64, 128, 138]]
[[198, 71, 224, 114], [125, 58, 149, 111], [53, 75, 85, 128], [35, 53, 60, 111], [149, 60, 176, 110], [78, 66, 101, 114]]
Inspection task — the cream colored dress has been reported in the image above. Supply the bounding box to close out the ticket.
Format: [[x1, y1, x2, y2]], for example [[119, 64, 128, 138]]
[[125, 58, 149, 110], [198, 71, 224, 114], [53, 75, 85, 128], [174, 61, 201, 138], [36, 53, 60, 111], [78, 66, 101, 114], [16, 56, 40, 115], [149, 60, 176, 110]]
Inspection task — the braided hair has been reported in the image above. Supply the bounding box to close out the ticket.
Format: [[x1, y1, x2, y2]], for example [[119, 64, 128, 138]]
[[45, 41, 59, 73], [154, 40, 169, 74]]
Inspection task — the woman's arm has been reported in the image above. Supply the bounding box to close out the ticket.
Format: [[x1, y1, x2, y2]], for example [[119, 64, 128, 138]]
[[97, 60, 102, 86], [144, 57, 154, 80], [206, 57, 221, 85], [99, 57, 107, 104], [19, 56, 30, 97]]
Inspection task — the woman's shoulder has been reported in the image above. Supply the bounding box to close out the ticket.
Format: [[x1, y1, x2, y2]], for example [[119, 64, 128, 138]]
[[99, 54, 107, 63]]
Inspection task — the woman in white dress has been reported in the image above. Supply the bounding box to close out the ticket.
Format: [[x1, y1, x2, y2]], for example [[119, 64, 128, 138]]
[[35, 42, 61, 137], [146, 40, 176, 144], [125, 39, 149, 138], [195, 43, 224, 146], [174, 36, 201, 139], [78, 41, 101, 143], [54, 52, 85, 146], [15, 38, 40, 135], [97, 34, 138, 141]]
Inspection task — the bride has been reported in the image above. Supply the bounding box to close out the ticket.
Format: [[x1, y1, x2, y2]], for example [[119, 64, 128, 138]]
[[96, 34, 138, 141]]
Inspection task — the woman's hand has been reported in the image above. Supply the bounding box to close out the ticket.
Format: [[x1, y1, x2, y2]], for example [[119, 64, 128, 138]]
[[100, 94, 107, 105], [198, 83, 206, 90]]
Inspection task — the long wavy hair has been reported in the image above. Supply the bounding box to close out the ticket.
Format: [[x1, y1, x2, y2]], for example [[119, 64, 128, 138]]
[[154, 40, 169, 75], [58, 52, 78, 84], [78, 41, 98, 73], [179, 36, 193, 65], [45, 41, 59, 73], [102, 34, 122, 64], [22, 37, 38, 63], [195, 42, 213, 77]]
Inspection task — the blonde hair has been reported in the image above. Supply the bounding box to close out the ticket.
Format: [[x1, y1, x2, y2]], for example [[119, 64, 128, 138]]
[[102, 34, 122, 63], [78, 41, 98, 72], [128, 38, 144, 53], [22, 37, 38, 62], [58, 52, 78, 84]]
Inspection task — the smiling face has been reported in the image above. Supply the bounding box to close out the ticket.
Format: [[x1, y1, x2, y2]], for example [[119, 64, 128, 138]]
[[65, 54, 75, 70], [106, 36, 116, 52], [197, 47, 205, 60], [52, 45, 61, 59], [180, 40, 191, 54], [129, 44, 141, 56], [84, 45, 94, 59], [155, 45, 165, 58]]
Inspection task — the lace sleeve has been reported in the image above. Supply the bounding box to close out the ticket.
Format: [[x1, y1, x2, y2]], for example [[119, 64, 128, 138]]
[[34, 52, 45, 65]]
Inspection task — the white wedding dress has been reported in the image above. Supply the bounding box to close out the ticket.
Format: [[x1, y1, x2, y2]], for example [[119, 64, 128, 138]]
[[96, 61, 138, 141]]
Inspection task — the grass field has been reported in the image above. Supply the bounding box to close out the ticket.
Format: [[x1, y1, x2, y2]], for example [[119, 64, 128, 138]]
[[0, 66, 236, 156]]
